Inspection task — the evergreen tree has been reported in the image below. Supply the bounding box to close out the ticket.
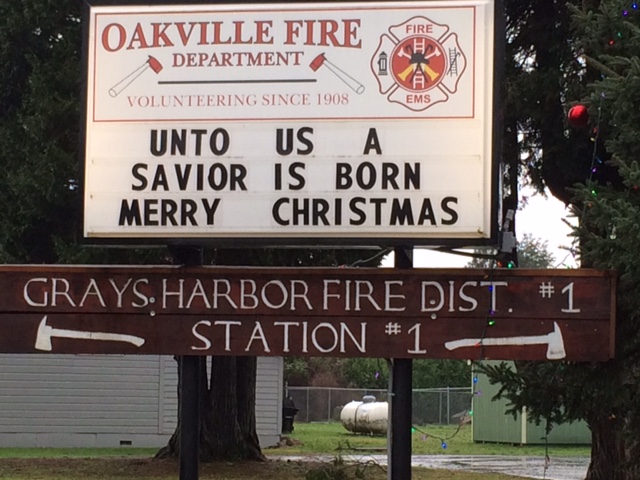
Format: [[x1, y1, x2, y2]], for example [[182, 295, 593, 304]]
[[569, 1, 640, 476], [484, 2, 640, 478], [284, 356, 469, 390]]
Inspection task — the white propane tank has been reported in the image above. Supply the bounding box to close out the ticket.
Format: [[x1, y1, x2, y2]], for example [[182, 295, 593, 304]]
[[340, 396, 388, 434]]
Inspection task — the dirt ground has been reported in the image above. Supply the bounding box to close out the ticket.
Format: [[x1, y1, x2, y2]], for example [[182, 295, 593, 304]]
[[0, 457, 533, 480]]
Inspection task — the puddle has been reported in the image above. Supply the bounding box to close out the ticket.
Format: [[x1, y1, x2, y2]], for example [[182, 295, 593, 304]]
[[276, 454, 589, 480]]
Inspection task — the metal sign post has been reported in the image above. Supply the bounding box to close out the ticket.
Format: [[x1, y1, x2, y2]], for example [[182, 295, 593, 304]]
[[170, 245, 203, 480], [180, 355, 201, 480], [389, 247, 413, 480]]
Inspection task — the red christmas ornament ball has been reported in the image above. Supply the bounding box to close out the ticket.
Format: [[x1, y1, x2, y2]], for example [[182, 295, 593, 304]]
[[568, 104, 589, 127]]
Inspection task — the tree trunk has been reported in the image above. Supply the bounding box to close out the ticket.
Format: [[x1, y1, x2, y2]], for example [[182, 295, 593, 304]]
[[236, 356, 264, 459], [585, 415, 625, 480], [623, 411, 640, 480], [156, 355, 264, 462]]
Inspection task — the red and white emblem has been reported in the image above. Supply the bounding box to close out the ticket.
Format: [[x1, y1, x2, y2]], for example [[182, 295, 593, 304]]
[[371, 16, 467, 112]]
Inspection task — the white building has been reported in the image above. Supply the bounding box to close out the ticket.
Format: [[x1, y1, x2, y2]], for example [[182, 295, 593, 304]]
[[0, 354, 282, 448]]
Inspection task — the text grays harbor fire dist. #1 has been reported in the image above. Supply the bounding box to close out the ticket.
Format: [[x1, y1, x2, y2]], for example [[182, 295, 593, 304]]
[[117, 127, 461, 229]]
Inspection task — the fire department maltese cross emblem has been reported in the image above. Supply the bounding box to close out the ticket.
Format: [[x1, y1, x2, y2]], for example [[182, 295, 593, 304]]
[[371, 16, 467, 112]]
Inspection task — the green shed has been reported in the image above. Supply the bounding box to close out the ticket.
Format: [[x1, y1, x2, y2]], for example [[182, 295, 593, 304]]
[[472, 362, 591, 445]]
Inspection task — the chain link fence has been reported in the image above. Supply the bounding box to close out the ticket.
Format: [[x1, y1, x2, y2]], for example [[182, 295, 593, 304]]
[[286, 386, 471, 425]]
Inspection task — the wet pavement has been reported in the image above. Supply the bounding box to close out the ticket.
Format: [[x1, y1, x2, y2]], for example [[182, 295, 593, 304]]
[[278, 454, 589, 480], [407, 455, 588, 480]]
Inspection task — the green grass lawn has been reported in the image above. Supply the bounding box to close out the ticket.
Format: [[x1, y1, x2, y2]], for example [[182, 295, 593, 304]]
[[0, 423, 588, 480], [265, 422, 591, 457], [0, 447, 158, 458], [0, 422, 590, 460]]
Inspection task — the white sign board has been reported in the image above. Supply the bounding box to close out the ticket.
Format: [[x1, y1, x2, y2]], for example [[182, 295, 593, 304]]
[[83, 1, 498, 244]]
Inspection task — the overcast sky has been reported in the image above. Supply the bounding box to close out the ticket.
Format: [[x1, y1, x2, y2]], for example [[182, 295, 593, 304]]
[[382, 187, 578, 269]]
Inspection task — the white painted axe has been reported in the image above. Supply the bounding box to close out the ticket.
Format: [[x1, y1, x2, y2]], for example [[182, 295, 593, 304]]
[[444, 322, 566, 360], [35, 316, 145, 352]]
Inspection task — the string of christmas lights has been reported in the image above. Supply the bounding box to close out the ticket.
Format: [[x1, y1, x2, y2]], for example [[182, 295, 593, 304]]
[[611, 1, 638, 46], [407, 254, 501, 450], [566, 0, 640, 261]]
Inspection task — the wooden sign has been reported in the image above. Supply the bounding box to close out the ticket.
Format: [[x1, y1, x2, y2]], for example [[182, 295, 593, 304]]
[[0, 266, 615, 361]]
